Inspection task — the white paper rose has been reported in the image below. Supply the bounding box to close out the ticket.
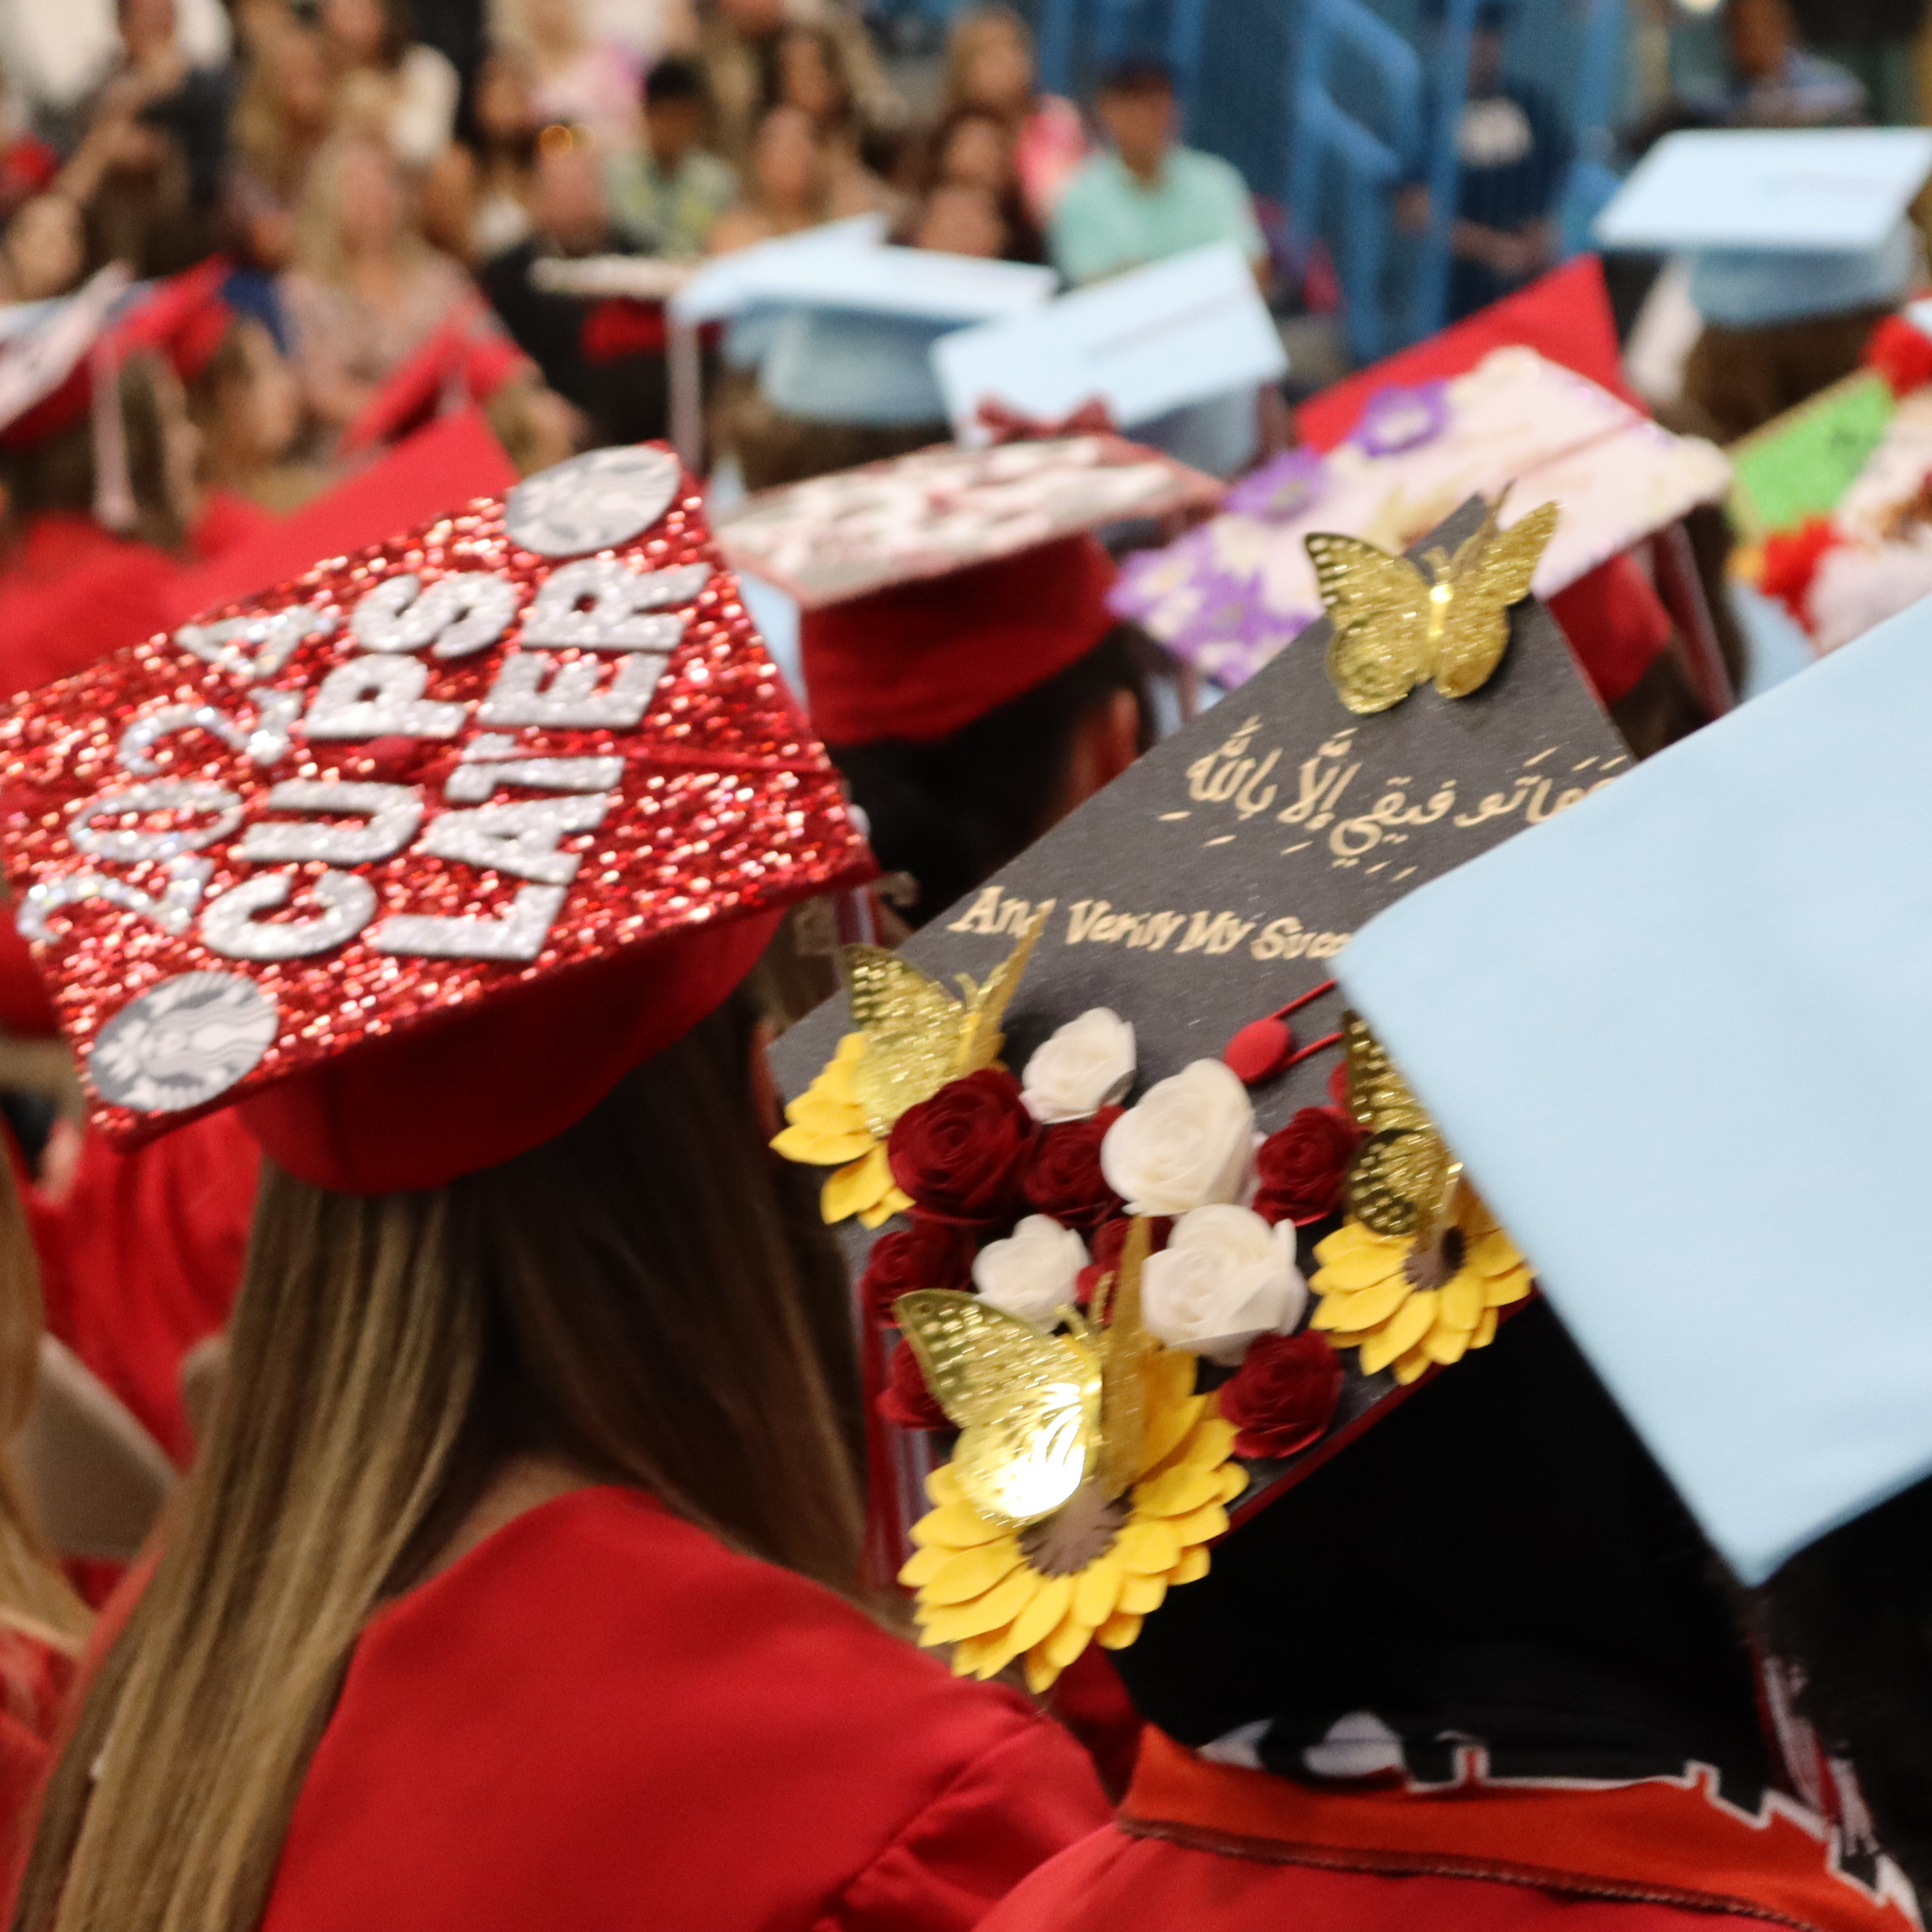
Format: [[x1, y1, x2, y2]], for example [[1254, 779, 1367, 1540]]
[[1100, 1058, 1256, 1215], [1021, 1008, 1137, 1123], [1140, 1204, 1306, 1364], [972, 1215, 1089, 1326]]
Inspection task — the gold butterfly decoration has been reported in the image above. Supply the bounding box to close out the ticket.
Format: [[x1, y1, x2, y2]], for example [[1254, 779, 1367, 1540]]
[[1340, 1013, 1462, 1245], [897, 1220, 1153, 1529], [1307, 494, 1559, 717], [841, 909, 1046, 1138]]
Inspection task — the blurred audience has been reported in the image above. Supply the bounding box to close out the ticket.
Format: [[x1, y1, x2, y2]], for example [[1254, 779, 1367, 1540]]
[[280, 134, 472, 448], [0, 193, 84, 302], [707, 102, 837, 250], [697, 0, 901, 169], [225, 14, 333, 275], [481, 130, 668, 444], [914, 104, 1046, 262], [606, 55, 735, 256], [1049, 58, 1265, 287], [317, 0, 459, 171], [943, 6, 1083, 226], [502, 0, 641, 155]]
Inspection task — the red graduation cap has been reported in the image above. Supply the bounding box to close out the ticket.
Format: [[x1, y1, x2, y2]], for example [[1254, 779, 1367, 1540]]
[[0, 258, 234, 452], [336, 299, 533, 458], [0, 442, 873, 1192]]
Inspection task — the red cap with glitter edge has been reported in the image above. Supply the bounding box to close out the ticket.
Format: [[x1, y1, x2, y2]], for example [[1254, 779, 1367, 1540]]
[[800, 535, 1118, 746], [0, 442, 874, 1195]]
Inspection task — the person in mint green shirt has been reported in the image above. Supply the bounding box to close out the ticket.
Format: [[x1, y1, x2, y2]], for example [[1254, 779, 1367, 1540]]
[[1048, 58, 1266, 288], [605, 58, 737, 260]]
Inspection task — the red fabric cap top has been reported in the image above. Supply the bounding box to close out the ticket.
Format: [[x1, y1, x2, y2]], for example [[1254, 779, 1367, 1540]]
[[801, 535, 1118, 746], [1, 258, 234, 451], [0, 442, 873, 1194]]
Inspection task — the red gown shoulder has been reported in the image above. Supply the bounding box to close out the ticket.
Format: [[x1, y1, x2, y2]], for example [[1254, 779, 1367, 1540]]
[[260, 1486, 1111, 1932]]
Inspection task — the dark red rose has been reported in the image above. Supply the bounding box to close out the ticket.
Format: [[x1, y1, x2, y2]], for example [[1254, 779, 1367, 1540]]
[[1021, 1107, 1124, 1227], [887, 1068, 1033, 1221], [1254, 1106, 1361, 1226], [860, 1218, 976, 1328], [1219, 1331, 1344, 1460], [877, 1338, 952, 1431], [1074, 1213, 1170, 1311]]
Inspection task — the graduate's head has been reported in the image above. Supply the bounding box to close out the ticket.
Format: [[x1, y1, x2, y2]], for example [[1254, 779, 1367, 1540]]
[[1096, 58, 1178, 174], [7, 444, 878, 1932], [805, 537, 1154, 926]]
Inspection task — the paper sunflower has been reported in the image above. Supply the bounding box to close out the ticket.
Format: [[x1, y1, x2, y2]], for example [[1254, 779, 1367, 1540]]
[[770, 1032, 913, 1227], [1308, 1186, 1532, 1385], [899, 1348, 1245, 1693]]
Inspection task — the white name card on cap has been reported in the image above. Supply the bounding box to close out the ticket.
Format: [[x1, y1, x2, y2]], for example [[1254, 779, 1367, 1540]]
[[1334, 598, 1932, 1585], [1595, 127, 1932, 254], [932, 243, 1287, 443]]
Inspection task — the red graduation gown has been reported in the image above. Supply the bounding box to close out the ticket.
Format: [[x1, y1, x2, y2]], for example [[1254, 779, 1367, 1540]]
[[980, 1729, 1920, 1932], [260, 1487, 1111, 1931]]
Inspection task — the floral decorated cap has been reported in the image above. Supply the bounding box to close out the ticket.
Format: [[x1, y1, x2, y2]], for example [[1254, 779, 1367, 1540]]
[[0, 442, 872, 1193], [1334, 594, 1932, 1587], [713, 434, 1221, 611], [769, 495, 1627, 1691]]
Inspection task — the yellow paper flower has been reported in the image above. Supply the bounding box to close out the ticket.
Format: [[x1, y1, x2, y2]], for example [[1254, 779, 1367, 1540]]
[[899, 1348, 1246, 1693], [1308, 1186, 1532, 1385], [770, 1033, 913, 1228]]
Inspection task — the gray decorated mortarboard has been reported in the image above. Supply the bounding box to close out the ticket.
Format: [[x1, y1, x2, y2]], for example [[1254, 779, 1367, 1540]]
[[770, 497, 1629, 1693]]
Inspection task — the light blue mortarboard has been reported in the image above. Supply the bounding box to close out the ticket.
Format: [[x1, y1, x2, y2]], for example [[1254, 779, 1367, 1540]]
[[1335, 599, 1932, 1585], [930, 242, 1287, 444], [1594, 127, 1932, 254]]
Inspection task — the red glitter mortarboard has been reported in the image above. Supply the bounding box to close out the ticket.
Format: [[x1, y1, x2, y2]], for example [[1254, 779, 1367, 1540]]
[[800, 534, 1119, 745], [0, 442, 873, 1193]]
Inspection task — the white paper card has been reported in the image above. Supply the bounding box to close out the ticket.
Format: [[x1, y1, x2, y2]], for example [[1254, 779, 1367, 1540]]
[[932, 243, 1286, 440], [1595, 128, 1932, 254]]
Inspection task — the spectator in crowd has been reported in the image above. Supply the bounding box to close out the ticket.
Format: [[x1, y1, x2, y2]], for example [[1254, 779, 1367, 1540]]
[[280, 135, 474, 449], [1788, 0, 1926, 124], [56, 0, 232, 277], [944, 6, 1083, 226], [1718, 0, 1868, 124], [1396, 1, 1571, 322], [0, 193, 84, 301], [502, 0, 641, 155], [697, 0, 901, 170], [919, 104, 1046, 262], [185, 313, 309, 514], [903, 179, 1006, 260], [1049, 57, 1265, 288], [225, 14, 334, 275], [462, 47, 544, 258], [706, 102, 836, 251], [480, 130, 669, 445], [606, 55, 735, 256], [769, 23, 895, 215], [317, 0, 460, 171]]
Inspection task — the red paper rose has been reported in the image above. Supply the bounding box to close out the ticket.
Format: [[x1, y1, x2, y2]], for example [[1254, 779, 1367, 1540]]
[[1253, 1106, 1361, 1226], [877, 1338, 952, 1431], [1074, 1213, 1170, 1310], [1219, 1330, 1344, 1459], [860, 1219, 976, 1328], [887, 1068, 1034, 1221], [1021, 1107, 1124, 1227]]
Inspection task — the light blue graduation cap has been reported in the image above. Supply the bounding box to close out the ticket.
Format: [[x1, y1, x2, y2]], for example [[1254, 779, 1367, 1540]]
[[1334, 600, 1932, 1585], [930, 242, 1287, 444], [664, 224, 1054, 458], [1595, 128, 1932, 254]]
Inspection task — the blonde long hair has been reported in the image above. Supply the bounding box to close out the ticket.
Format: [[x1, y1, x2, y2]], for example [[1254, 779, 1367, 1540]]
[[0, 1158, 88, 1651], [15, 994, 864, 1932]]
